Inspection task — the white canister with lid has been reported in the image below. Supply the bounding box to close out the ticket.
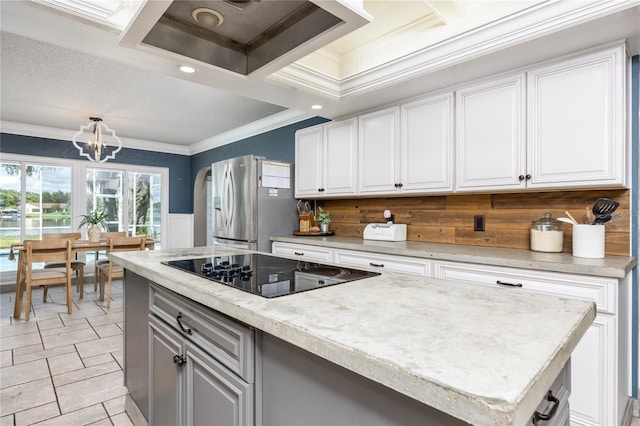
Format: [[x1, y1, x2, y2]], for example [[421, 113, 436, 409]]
[[530, 212, 564, 253]]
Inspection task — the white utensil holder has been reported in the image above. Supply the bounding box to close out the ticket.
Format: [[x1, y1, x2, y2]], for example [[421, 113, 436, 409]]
[[572, 224, 605, 258]]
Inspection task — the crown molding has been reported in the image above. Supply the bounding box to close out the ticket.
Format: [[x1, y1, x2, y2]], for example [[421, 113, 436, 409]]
[[189, 109, 315, 155], [271, 0, 639, 100], [0, 120, 191, 155]]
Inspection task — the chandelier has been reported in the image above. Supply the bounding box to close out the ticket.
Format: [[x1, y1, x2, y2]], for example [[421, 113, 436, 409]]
[[72, 117, 122, 163]]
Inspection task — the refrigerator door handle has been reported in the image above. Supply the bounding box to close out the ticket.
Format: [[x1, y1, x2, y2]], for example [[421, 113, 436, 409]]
[[227, 166, 235, 229], [221, 163, 228, 230]]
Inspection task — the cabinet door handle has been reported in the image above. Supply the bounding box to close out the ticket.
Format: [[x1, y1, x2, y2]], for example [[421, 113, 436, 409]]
[[173, 354, 187, 367], [294, 252, 304, 256], [496, 280, 523, 288], [518, 175, 525, 181], [369, 262, 385, 268], [176, 312, 192, 335], [398, 183, 403, 188], [532, 390, 559, 423], [318, 188, 325, 192], [525, 174, 532, 180]]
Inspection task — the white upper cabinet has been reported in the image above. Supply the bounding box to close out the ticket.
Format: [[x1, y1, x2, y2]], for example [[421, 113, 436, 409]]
[[358, 94, 454, 196], [358, 107, 400, 195], [295, 125, 323, 197], [526, 44, 627, 189], [295, 119, 358, 198], [296, 42, 628, 198], [401, 93, 454, 193], [455, 74, 527, 191], [456, 43, 627, 192]]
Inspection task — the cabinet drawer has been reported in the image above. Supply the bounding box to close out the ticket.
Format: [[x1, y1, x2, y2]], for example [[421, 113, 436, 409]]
[[433, 261, 616, 314], [149, 284, 254, 382], [272, 242, 333, 262], [334, 249, 430, 276]]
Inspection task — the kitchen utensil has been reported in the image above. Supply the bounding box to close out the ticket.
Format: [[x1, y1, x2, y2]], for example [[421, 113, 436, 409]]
[[564, 211, 579, 225], [585, 206, 594, 225], [594, 213, 622, 224], [591, 198, 619, 224], [557, 218, 575, 225]]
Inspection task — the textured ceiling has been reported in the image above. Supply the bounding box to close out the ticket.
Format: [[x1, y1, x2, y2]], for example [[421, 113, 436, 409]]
[[0, 32, 286, 146]]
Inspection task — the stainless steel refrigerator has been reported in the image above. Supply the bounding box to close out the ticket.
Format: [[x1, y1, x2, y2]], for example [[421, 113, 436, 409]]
[[211, 155, 297, 252]]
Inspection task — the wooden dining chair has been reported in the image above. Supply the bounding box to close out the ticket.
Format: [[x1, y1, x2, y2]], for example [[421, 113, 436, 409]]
[[98, 236, 146, 308], [42, 232, 86, 297], [23, 239, 73, 320], [93, 231, 127, 290]]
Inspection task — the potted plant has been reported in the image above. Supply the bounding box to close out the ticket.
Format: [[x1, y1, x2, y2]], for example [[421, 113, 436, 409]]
[[79, 210, 107, 242], [317, 207, 331, 233]]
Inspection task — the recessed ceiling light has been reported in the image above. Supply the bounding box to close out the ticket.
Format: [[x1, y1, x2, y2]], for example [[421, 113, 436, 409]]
[[179, 65, 197, 74], [311, 104, 323, 110]]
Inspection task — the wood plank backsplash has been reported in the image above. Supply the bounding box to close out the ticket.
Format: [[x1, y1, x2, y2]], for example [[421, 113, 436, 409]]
[[318, 189, 631, 256]]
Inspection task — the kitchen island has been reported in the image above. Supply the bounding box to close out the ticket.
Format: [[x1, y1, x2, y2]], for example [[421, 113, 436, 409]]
[[112, 246, 596, 425]]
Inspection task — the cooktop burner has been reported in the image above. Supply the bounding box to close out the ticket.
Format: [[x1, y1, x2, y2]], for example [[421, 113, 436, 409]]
[[162, 253, 380, 298]]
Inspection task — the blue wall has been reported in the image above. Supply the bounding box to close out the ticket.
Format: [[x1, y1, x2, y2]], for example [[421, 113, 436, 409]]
[[0, 116, 327, 214], [0, 133, 192, 213], [631, 55, 639, 398]]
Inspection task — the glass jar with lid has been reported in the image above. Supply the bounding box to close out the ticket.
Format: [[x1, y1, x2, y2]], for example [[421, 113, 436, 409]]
[[530, 212, 564, 253]]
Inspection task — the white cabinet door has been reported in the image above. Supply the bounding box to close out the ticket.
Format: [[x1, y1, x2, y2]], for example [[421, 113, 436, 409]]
[[527, 45, 626, 189], [568, 314, 614, 426], [358, 107, 400, 195], [295, 125, 323, 197], [323, 119, 358, 195], [401, 93, 454, 193], [456, 74, 526, 191]]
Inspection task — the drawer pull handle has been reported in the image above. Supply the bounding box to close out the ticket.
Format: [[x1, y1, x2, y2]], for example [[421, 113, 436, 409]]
[[294, 252, 304, 256], [496, 280, 523, 288], [176, 312, 192, 335], [173, 354, 186, 367], [532, 390, 559, 423], [370, 262, 384, 268]]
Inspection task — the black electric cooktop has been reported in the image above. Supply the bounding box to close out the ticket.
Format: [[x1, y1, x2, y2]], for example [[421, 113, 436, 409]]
[[162, 253, 380, 298]]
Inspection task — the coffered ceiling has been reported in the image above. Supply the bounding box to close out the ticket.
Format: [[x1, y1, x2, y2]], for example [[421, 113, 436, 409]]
[[1, 0, 639, 155]]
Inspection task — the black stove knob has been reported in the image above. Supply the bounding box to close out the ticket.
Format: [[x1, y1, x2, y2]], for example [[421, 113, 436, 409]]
[[201, 263, 213, 275]]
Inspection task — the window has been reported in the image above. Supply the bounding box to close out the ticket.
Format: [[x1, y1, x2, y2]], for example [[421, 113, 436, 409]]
[[0, 154, 167, 281], [128, 172, 163, 239], [1, 161, 73, 273], [86, 168, 124, 232]]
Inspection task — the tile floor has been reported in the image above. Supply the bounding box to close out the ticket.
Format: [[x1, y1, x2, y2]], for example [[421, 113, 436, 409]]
[[0, 280, 133, 426]]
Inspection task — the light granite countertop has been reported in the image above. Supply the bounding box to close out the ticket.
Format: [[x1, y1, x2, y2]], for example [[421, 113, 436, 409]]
[[271, 235, 637, 278], [111, 246, 596, 425]]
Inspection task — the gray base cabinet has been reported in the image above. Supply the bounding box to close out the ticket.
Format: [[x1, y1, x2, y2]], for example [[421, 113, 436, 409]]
[[147, 284, 254, 426], [149, 316, 253, 426], [148, 317, 182, 425]]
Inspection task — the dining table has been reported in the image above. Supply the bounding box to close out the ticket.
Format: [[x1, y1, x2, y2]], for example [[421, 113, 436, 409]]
[[9, 238, 156, 319]]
